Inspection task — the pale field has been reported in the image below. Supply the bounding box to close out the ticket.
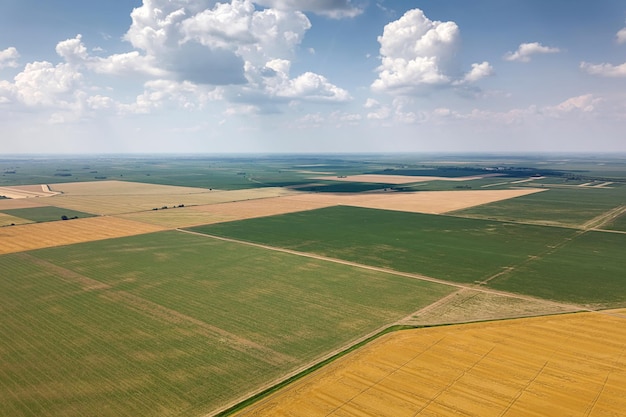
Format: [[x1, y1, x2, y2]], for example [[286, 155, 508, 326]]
[[310, 174, 489, 184], [281, 189, 544, 214], [116, 194, 336, 228], [236, 310, 626, 417], [0, 213, 32, 227], [0, 184, 58, 199], [46, 181, 297, 215], [0, 198, 48, 210], [0, 216, 166, 255], [405, 289, 577, 326]]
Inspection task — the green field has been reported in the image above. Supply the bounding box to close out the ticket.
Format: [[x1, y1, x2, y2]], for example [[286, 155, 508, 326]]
[[0, 230, 452, 416], [0, 206, 95, 222], [453, 186, 626, 228], [489, 230, 626, 306], [189, 206, 626, 305], [189, 206, 576, 283]]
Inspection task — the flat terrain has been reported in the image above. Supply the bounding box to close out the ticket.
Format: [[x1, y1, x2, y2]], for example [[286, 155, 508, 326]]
[[1, 154, 624, 417], [0, 217, 166, 254], [0, 231, 452, 417], [236, 310, 626, 417]]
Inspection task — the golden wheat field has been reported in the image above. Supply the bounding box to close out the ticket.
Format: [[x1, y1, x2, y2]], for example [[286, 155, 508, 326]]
[[236, 310, 626, 417], [0, 217, 166, 254]]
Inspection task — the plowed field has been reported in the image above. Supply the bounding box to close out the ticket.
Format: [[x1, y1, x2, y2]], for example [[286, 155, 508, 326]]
[[0, 217, 165, 254], [236, 310, 626, 416]]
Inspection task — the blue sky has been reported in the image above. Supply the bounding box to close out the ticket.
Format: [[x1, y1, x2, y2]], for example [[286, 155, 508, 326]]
[[1, 0, 625, 154]]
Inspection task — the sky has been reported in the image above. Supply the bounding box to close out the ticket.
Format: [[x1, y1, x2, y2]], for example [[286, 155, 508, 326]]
[[1, 0, 625, 154]]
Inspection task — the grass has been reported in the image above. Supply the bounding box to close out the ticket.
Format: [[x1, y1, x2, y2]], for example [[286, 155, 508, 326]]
[[0, 230, 452, 416], [189, 206, 577, 284], [602, 210, 626, 232], [0, 206, 95, 222]]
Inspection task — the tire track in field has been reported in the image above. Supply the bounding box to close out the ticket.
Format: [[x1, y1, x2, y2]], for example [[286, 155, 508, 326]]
[[18, 253, 295, 367]]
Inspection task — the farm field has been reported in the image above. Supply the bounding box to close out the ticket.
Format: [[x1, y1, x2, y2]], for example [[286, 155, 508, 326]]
[[47, 181, 297, 215], [0, 212, 31, 227], [0, 217, 166, 254], [0, 231, 453, 416], [191, 205, 626, 305], [0, 206, 95, 223], [235, 309, 626, 417], [309, 174, 489, 184], [190, 206, 576, 284], [454, 186, 626, 228]]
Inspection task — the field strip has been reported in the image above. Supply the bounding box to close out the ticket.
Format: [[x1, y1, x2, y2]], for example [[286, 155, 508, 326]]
[[177, 230, 588, 318], [309, 174, 490, 184], [17, 253, 294, 367]]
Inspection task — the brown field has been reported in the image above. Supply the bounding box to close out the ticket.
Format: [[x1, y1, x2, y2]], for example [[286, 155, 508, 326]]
[[0, 216, 166, 254], [310, 174, 489, 184], [46, 181, 297, 215], [236, 309, 626, 417]]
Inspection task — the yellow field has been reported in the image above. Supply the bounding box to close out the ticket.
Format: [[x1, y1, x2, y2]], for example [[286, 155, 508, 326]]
[[47, 181, 297, 215], [0, 198, 48, 210], [0, 217, 166, 254], [236, 310, 626, 417]]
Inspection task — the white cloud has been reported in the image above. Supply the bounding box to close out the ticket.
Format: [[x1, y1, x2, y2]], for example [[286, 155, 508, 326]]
[[371, 9, 490, 94], [253, 0, 362, 19], [580, 61, 626, 77], [617, 27, 626, 44], [459, 61, 494, 84], [503, 42, 560, 62], [543, 94, 601, 116], [0, 47, 20, 69], [13, 61, 83, 107], [256, 58, 350, 103]]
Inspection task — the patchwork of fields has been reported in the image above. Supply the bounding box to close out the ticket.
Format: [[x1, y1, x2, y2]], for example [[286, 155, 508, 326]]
[[1, 155, 625, 416]]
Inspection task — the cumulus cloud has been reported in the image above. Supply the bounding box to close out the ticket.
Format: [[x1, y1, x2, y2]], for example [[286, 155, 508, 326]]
[[261, 59, 350, 102], [372, 9, 458, 93], [371, 9, 490, 94], [617, 27, 626, 44], [581, 61, 626, 77], [459, 61, 494, 83], [543, 94, 601, 116], [254, 0, 362, 18], [0, 47, 20, 69], [503, 42, 560, 62]]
